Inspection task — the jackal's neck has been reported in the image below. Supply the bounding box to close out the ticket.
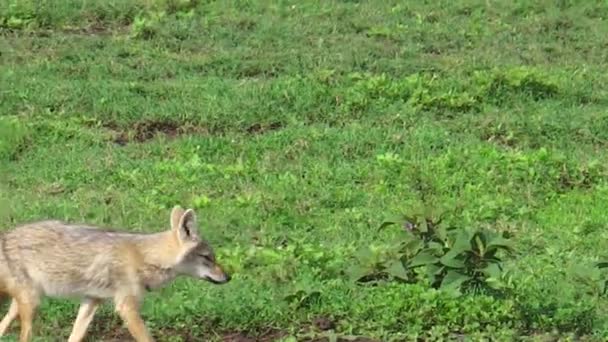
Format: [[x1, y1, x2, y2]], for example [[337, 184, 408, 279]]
[[132, 231, 182, 288], [133, 231, 180, 266], [139, 263, 178, 291]]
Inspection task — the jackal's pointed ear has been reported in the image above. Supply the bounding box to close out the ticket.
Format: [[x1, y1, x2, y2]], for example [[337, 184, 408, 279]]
[[175, 208, 199, 242], [170, 206, 185, 231]]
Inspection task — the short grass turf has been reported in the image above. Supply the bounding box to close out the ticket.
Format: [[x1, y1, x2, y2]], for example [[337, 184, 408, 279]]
[[2, 0, 608, 341]]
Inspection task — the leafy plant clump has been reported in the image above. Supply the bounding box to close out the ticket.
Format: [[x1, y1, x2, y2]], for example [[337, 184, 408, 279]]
[[350, 207, 514, 295], [595, 260, 608, 296]]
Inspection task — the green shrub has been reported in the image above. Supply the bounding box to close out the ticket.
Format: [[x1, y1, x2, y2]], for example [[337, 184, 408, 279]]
[[350, 206, 514, 295], [0, 117, 29, 162]]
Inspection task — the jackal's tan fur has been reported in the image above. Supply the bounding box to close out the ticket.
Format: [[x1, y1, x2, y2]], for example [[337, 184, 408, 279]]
[[0, 206, 231, 342]]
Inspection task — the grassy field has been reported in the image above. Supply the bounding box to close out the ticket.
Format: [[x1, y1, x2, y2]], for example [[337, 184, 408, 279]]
[[2, 0, 608, 340]]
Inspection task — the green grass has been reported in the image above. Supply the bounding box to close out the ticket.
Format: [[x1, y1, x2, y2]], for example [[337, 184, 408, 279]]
[[2, 0, 608, 340]]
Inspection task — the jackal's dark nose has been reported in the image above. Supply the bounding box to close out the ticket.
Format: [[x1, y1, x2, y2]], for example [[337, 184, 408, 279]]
[[224, 273, 232, 283]]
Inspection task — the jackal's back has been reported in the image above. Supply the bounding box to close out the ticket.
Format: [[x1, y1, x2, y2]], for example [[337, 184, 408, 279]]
[[1, 220, 151, 299]]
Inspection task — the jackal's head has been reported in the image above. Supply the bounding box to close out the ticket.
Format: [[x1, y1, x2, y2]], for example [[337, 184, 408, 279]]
[[170, 206, 231, 285]]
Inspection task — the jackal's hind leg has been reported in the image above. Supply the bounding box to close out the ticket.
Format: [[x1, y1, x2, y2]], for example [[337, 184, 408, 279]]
[[68, 297, 102, 342], [16, 293, 39, 342]]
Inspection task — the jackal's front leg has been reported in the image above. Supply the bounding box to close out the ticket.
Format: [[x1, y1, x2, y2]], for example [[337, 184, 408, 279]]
[[115, 295, 154, 342]]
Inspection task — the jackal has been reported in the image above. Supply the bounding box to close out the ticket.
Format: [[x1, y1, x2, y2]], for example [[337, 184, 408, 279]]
[[0, 206, 231, 342]]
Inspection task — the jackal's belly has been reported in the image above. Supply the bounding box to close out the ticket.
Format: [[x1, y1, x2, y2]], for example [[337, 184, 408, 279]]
[[27, 259, 120, 299], [40, 280, 115, 299]]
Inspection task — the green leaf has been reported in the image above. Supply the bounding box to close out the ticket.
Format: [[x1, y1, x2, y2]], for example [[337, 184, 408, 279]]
[[440, 238, 468, 267], [486, 235, 514, 253], [284, 289, 307, 302], [419, 219, 428, 233], [474, 234, 485, 256], [347, 264, 373, 282], [386, 261, 409, 280], [435, 224, 448, 242], [439, 253, 466, 269], [402, 238, 424, 254], [451, 229, 472, 253], [481, 263, 502, 279], [380, 213, 412, 230], [409, 250, 439, 267], [354, 246, 375, 262], [485, 277, 504, 290], [427, 241, 444, 253], [440, 270, 471, 292], [425, 263, 444, 284], [427, 263, 444, 275], [403, 215, 417, 226], [570, 263, 602, 282]]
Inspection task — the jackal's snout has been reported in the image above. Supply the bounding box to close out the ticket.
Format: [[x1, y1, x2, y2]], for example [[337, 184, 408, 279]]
[[205, 264, 231, 284]]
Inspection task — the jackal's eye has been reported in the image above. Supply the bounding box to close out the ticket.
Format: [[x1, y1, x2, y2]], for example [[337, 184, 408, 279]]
[[198, 253, 214, 262]]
